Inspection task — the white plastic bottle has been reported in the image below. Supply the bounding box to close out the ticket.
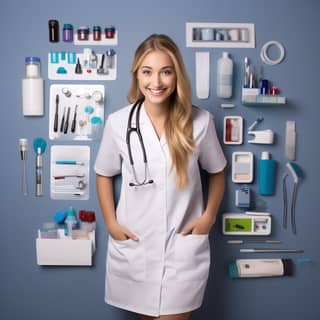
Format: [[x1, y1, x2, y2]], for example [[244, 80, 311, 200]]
[[216, 52, 233, 98], [22, 57, 44, 116]]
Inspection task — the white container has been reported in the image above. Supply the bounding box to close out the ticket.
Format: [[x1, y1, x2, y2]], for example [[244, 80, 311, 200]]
[[22, 57, 44, 116], [36, 229, 96, 266], [216, 52, 233, 98]]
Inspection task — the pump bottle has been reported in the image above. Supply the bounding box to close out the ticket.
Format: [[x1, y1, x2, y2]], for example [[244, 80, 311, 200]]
[[258, 151, 277, 195], [216, 52, 233, 98]]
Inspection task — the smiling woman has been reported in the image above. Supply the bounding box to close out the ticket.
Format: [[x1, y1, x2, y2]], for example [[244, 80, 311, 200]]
[[95, 34, 226, 320]]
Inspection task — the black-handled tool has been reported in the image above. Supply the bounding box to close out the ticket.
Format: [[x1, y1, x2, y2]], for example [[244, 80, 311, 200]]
[[53, 94, 59, 132], [63, 107, 71, 134], [60, 107, 66, 132], [71, 105, 78, 133]]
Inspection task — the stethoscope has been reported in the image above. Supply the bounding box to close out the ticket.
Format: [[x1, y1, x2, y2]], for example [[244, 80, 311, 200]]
[[126, 98, 154, 187]]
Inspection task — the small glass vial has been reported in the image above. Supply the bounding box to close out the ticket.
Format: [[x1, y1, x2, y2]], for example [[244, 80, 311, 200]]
[[93, 26, 101, 41], [63, 23, 73, 42], [48, 19, 59, 42], [104, 26, 116, 39], [77, 26, 89, 41]]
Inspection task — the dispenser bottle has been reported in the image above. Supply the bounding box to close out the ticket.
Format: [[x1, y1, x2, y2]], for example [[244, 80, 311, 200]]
[[22, 57, 44, 116], [216, 52, 233, 98], [258, 151, 277, 195]]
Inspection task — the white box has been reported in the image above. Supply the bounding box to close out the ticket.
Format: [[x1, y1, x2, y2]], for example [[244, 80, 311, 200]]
[[36, 229, 95, 266]]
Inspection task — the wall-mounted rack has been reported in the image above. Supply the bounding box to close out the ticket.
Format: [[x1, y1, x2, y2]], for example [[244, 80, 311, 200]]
[[186, 22, 255, 48]]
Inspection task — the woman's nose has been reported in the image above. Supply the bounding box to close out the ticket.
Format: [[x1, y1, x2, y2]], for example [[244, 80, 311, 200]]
[[151, 73, 161, 86]]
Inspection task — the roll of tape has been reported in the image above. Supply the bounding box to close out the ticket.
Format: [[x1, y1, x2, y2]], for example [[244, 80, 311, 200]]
[[260, 40, 285, 65]]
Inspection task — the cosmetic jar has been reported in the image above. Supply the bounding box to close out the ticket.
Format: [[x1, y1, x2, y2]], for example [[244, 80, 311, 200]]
[[104, 26, 115, 39], [77, 27, 90, 41], [93, 26, 102, 41]]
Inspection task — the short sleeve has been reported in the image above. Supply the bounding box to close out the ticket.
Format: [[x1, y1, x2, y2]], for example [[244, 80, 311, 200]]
[[94, 115, 122, 177], [198, 113, 227, 173]]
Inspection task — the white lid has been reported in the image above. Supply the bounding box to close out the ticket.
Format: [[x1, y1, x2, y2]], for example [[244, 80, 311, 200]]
[[222, 52, 229, 58], [261, 151, 270, 160]]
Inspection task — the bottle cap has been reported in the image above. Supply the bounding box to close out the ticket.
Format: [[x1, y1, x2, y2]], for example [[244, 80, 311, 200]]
[[63, 24, 73, 30], [67, 207, 77, 217], [25, 56, 40, 63], [222, 52, 229, 58], [261, 151, 270, 160]]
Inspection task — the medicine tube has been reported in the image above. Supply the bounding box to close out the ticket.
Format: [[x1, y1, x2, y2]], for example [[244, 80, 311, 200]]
[[63, 24, 73, 42], [93, 26, 101, 41], [48, 19, 59, 42], [77, 27, 90, 41]]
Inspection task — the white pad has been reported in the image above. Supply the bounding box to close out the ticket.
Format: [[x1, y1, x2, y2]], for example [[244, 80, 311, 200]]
[[195, 51, 210, 99]]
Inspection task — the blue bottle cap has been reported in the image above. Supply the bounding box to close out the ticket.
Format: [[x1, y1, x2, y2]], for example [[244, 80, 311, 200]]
[[67, 207, 77, 217], [25, 56, 41, 63], [63, 24, 73, 30], [54, 210, 68, 224]]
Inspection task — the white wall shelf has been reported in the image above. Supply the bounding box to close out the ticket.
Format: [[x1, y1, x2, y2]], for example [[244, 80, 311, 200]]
[[186, 22, 255, 48]]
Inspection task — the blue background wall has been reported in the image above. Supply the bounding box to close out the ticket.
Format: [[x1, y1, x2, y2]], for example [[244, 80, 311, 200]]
[[1, 0, 319, 319]]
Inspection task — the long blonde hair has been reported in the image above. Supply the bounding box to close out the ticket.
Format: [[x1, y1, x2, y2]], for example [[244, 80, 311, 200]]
[[128, 34, 194, 189]]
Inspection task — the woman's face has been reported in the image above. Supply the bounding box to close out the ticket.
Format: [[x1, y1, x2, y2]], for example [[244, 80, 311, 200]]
[[137, 50, 177, 108]]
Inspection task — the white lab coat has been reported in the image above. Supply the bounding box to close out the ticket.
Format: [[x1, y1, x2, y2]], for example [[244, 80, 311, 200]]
[[94, 104, 226, 317]]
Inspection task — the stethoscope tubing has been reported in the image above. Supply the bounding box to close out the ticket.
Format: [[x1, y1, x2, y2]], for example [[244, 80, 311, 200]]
[[126, 99, 153, 187]]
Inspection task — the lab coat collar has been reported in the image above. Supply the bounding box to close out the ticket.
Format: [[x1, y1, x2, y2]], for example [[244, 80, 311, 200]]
[[139, 103, 167, 147]]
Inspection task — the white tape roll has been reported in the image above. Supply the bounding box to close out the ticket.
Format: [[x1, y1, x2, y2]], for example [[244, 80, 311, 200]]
[[260, 40, 285, 65]]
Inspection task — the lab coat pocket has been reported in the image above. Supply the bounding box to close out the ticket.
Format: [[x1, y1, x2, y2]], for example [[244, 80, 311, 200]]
[[175, 234, 210, 281], [108, 238, 146, 282]]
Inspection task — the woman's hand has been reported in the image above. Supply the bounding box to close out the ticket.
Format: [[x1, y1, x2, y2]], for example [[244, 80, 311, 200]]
[[107, 221, 138, 241], [181, 213, 216, 235]]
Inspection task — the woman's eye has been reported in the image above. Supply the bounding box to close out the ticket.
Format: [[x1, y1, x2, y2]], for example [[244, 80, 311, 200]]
[[163, 70, 172, 75], [142, 69, 151, 75]]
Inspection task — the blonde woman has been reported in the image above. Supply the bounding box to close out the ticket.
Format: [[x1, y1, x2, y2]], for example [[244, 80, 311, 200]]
[[95, 34, 226, 320]]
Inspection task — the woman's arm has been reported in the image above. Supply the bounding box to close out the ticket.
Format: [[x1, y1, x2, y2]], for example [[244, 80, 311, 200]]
[[181, 171, 225, 235], [96, 174, 138, 240]]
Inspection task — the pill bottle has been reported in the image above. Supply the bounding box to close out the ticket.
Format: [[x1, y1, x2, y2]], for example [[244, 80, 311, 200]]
[[105, 26, 115, 39], [48, 19, 59, 42], [216, 52, 233, 98], [93, 26, 101, 41], [63, 24, 73, 42], [77, 26, 89, 41], [22, 57, 44, 116]]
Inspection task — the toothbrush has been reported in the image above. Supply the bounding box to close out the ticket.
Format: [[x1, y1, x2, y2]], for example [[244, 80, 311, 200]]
[[55, 160, 84, 165], [248, 117, 264, 131], [244, 57, 250, 88]]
